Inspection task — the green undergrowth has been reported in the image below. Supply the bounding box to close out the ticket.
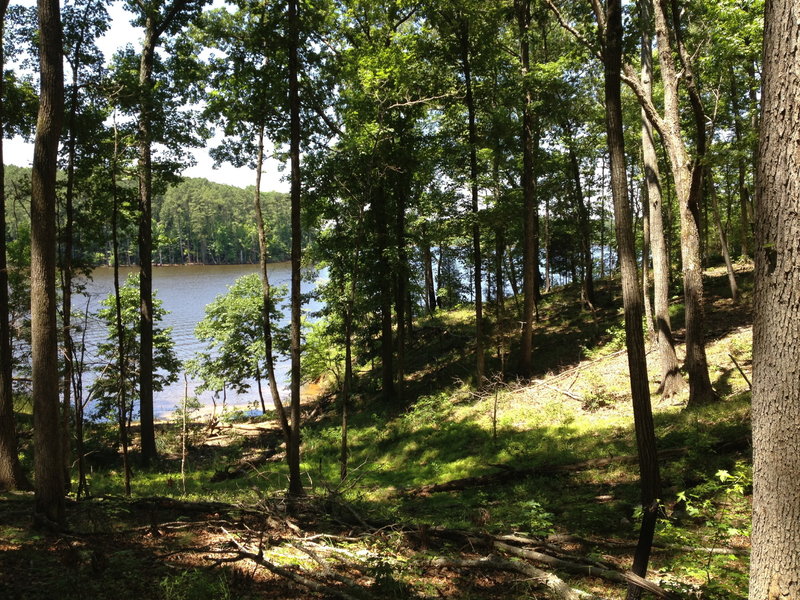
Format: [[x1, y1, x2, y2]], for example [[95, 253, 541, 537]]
[[7, 267, 754, 599]]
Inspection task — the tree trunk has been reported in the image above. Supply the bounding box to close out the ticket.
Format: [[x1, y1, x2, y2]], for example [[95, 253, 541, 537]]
[[565, 136, 594, 309], [650, 0, 715, 407], [31, 0, 65, 527], [287, 0, 304, 498], [138, 21, 157, 465], [0, 0, 28, 492], [253, 125, 290, 439], [111, 121, 132, 498], [706, 167, 738, 302], [422, 237, 436, 315], [517, 0, 539, 378], [750, 3, 800, 595], [602, 3, 661, 598], [458, 18, 485, 385], [640, 0, 683, 398]]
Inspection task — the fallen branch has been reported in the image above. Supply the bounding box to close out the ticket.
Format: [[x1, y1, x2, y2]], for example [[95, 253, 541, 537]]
[[432, 554, 601, 600], [728, 353, 752, 390], [219, 528, 374, 600], [546, 533, 749, 557]]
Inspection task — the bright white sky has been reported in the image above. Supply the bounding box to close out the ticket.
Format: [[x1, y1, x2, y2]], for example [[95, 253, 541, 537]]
[[5, 0, 289, 192]]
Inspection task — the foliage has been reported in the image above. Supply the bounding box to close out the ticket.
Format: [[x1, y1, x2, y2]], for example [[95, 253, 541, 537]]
[[187, 273, 287, 401], [90, 273, 180, 421]]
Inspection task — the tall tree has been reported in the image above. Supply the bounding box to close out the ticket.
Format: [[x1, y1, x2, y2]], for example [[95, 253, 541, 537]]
[[639, 0, 683, 398], [515, 0, 539, 378], [126, 0, 206, 465], [287, 0, 303, 498], [0, 0, 29, 492], [31, 0, 65, 527], [750, 0, 800, 595], [600, 0, 660, 595]]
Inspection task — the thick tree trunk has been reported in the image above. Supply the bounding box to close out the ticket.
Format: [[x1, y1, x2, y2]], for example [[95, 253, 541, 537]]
[[602, 3, 661, 598], [640, 0, 683, 397], [750, 3, 800, 596], [138, 23, 157, 465], [0, 0, 28, 491], [287, 0, 304, 498], [31, 0, 65, 527]]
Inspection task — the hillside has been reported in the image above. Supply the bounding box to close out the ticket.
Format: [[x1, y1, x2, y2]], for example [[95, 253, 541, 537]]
[[0, 266, 753, 600]]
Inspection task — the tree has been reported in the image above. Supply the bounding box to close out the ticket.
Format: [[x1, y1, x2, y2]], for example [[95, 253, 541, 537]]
[[189, 273, 287, 416], [0, 0, 31, 492], [125, 0, 207, 466], [638, 0, 683, 398], [287, 0, 303, 498], [31, 0, 65, 527], [91, 273, 179, 437], [600, 0, 660, 596], [750, 0, 800, 595]]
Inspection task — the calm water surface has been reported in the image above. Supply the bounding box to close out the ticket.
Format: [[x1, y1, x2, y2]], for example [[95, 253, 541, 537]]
[[79, 263, 323, 418]]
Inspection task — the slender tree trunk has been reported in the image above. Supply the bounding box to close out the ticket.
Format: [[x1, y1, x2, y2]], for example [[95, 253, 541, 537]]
[[640, 0, 683, 397], [376, 185, 394, 397], [750, 2, 800, 594], [706, 167, 738, 302], [31, 0, 65, 527], [459, 19, 485, 384], [516, 0, 539, 377], [602, 3, 661, 598], [651, 0, 715, 406], [0, 0, 28, 491], [287, 0, 304, 498], [565, 136, 595, 308], [138, 22, 157, 465], [253, 125, 290, 439], [422, 237, 436, 315], [111, 117, 132, 497]]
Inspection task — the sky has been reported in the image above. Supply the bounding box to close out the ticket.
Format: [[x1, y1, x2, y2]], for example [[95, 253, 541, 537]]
[[5, 0, 290, 193]]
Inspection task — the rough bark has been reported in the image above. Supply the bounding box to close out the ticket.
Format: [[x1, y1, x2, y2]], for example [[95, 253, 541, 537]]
[[639, 0, 683, 398], [750, 1, 800, 596], [0, 0, 28, 492], [287, 0, 303, 498], [31, 0, 65, 527], [602, 2, 661, 597]]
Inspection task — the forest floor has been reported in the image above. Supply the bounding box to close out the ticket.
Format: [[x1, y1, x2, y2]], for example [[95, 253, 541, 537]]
[[0, 264, 754, 600]]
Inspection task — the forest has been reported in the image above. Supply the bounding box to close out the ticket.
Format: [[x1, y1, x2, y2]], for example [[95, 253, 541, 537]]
[[1, 0, 799, 599]]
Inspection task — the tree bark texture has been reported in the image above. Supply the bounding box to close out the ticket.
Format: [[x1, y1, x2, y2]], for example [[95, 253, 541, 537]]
[[603, 2, 661, 597], [639, 0, 683, 398], [31, 0, 65, 526], [751, 1, 800, 596], [0, 0, 28, 491]]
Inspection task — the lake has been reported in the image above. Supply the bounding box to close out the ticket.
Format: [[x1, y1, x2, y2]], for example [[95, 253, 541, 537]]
[[79, 263, 324, 418]]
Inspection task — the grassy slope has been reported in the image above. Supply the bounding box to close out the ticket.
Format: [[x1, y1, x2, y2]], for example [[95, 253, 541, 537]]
[[1, 265, 753, 599]]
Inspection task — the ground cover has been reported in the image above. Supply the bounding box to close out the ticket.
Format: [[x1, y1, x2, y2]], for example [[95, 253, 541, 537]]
[[0, 266, 753, 599]]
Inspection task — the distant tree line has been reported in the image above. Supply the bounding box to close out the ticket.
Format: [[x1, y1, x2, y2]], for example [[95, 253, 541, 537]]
[[3, 165, 291, 266]]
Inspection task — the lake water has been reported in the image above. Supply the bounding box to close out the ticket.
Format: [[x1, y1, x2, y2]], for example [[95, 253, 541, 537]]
[[79, 263, 323, 418]]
